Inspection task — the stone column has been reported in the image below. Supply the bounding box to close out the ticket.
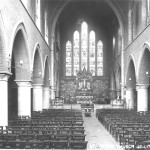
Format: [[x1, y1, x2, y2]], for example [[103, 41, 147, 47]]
[[109, 89, 116, 99], [109, 89, 117, 105], [50, 35, 55, 101], [33, 84, 43, 111], [121, 35, 125, 99], [16, 80, 32, 116], [126, 88, 134, 109], [43, 87, 49, 109], [0, 73, 10, 128], [137, 84, 149, 112]]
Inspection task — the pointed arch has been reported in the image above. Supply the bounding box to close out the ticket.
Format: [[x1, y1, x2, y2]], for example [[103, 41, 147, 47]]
[[11, 25, 30, 80], [81, 21, 88, 70], [10, 22, 31, 71], [97, 40, 103, 76], [73, 31, 79, 76], [89, 30, 95, 76], [32, 44, 43, 84], [43, 56, 50, 87], [126, 56, 136, 89], [137, 43, 150, 84], [66, 40, 72, 76], [50, 0, 125, 50], [66, 22, 104, 76]]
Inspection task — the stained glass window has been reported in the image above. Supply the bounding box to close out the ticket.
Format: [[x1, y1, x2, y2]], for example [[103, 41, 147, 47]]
[[97, 40, 103, 76], [81, 22, 88, 70], [89, 31, 95, 76], [73, 31, 80, 76], [65, 21, 103, 76], [66, 41, 72, 76]]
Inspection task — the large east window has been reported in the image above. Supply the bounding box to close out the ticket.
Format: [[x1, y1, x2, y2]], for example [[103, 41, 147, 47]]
[[66, 21, 103, 76]]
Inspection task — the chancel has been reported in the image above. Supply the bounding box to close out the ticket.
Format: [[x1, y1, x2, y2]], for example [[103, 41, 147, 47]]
[[1, 0, 150, 149]]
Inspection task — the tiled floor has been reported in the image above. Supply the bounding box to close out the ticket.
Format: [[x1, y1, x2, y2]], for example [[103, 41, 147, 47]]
[[83, 112, 124, 150]]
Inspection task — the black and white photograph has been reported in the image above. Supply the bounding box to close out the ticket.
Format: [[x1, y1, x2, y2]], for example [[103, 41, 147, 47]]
[[0, 0, 150, 149]]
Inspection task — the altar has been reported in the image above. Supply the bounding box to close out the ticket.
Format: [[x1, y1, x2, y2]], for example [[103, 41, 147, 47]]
[[75, 68, 93, 104]]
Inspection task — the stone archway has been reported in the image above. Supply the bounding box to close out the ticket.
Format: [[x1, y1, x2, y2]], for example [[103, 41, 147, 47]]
[[137, 46, 150, 111], [49, 0, 126, 39], [32, 45, 43, 111], [125, 58, 136, 110], [8, 25, 31, 116]]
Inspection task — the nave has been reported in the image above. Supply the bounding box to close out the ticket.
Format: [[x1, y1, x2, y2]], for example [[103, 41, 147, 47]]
[[83, 112, 123, 150]]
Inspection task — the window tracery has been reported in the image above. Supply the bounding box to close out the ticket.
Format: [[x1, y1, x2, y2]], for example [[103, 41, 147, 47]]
[[65, 21, 103, 76]]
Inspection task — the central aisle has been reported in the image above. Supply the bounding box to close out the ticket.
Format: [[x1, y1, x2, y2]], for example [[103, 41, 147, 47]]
[[83, 112, 123, 150]]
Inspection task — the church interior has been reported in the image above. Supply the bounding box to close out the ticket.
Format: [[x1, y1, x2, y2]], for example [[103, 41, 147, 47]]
[[1, 0, 150, 149]]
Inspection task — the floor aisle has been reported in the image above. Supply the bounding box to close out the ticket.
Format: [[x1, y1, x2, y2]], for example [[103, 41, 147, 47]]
[[83, 112, 124, 150]]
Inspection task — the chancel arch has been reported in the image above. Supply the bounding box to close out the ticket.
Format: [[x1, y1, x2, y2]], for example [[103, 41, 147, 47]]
[[50, 0, 126, 47]]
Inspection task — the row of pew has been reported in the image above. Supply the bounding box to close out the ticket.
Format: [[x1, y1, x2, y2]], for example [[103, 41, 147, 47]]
[[96, 109, 150, 150], [0, 109, 88, 149]]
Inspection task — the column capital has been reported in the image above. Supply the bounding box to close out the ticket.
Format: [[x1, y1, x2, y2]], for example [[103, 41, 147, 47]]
[[136, 84, 149, 90], [43, 87, 49, 90], [0, 72, 12, 81], [32, 84, 43, 88], [126, 87, 134, 91], [15, 80, 32, 87]]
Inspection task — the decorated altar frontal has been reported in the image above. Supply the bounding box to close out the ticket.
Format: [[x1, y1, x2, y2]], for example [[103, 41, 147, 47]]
[[76, 96, 93, 104]]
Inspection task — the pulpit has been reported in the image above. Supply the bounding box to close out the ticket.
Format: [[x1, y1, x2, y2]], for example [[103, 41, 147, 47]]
[[75, 68, 93, 104]]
